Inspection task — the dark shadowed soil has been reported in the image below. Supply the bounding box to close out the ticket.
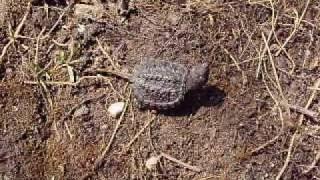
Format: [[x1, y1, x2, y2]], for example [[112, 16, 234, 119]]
[[1, 0, 320, 179]]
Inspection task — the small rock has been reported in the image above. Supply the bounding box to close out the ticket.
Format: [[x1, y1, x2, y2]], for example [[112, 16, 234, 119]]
[[167, 12, 180, 25], [74, 105, 90, 118], [77, 24, 86, 34], [74, 3, 104, 19], [145, 156, 161, 170], [12, 106, 18, 112], [108, 102, 125, 118], [101, 124, 108, 130]]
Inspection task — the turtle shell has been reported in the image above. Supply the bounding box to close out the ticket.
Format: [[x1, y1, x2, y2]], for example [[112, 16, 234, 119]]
[[131, 60, 188, 110]]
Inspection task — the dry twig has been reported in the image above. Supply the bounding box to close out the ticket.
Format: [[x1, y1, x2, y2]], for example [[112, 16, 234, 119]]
[[303, 150, 320, 174], [160, 152, 202, 172]]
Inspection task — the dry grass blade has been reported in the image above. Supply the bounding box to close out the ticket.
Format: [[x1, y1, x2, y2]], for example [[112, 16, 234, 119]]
[[0, 2, 31, 64], [303, 150, 320, 174], [95, 68, 131, 80], [274, 0, 310, 56], [52, 39, 69, 47], [96, 38, 119, 71], [250, 124, 283, 155], [24, 80, 78, 86], [280, 101, 319, 121], [34, 27, 46, 64], [39, 79, 53, 111], [251, 31, 287, 156], [276, 78, 320, 180], [160, 152, 202, 172], [251, 68, 285, 155], [262, 32, 285, 100], [63, 93, 107, 122], [308, 87, 320, 91], [256, 30, 273, 79], [256, 0, 277, 79], [24, 75, 110, 86], [121, 113, 157, 154], [223, 48, 247, 86], [268, 0, 296, 73], [197, 176, 220, 180], [94, 89, 131, 170], [3, 0, 320, 179], [64, 122, 73, 139], [44, 2, 73, 38]]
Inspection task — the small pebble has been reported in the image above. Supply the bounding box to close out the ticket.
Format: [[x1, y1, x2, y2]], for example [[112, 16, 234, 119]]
[[145, 156, 161, 170], [74, 105, 90, 118], [12, 106, 18, 112], [74, 3, 104, 19], [108, 102, 125, 118], [77, 24, 86, 34]]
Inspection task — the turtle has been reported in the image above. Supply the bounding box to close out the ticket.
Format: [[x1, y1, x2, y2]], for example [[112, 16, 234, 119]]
[[97, 60, 209, 110]]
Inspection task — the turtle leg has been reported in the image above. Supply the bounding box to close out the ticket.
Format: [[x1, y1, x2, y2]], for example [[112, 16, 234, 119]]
[[136, 101, 158, 114], [135, 99, 147, 110], [150, 109, 158, 114]]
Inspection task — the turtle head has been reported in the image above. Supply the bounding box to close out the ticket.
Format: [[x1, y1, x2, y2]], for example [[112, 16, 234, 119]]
[[186, 63, 209, 91]]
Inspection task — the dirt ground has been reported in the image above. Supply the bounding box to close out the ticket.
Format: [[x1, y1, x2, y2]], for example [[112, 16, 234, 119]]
[[0, 0, 320, 179]]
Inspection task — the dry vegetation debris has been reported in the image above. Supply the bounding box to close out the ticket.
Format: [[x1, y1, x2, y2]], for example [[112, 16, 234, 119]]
[[0, 0, 320, 179]]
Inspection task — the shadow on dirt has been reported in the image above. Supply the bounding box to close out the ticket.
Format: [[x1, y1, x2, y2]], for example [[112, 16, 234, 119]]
[[31, 0, 67, 6], [161, 85, 226, 117], [0, 64, 5, 80]]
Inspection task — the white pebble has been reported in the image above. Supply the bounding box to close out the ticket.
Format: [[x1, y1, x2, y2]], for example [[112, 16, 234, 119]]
[[145, 156, 161, 170], [74, 105, 89, 118], [77, 24, 86, 34], [108, 102, 125, 118]]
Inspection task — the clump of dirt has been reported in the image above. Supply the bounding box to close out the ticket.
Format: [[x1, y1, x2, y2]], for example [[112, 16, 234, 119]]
[[1, 1, 320, 179]]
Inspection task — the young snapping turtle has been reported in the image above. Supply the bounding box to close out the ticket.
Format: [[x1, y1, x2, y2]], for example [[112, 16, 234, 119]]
[[100, 60, 209, 110]]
